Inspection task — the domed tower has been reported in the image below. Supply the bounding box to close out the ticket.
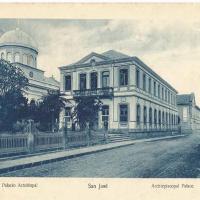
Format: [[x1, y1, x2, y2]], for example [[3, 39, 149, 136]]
[[0, 28, 59, 101], [0, 28, 38, 68]]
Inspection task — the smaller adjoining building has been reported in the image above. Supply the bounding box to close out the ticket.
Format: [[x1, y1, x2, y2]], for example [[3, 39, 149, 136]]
[[177, 93, 200, 133]]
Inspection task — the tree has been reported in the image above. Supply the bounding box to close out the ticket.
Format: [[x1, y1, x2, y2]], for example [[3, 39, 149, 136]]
[[72, 96, 103, 131], [0, 90, 28, 132], [0, 59, 29, 132], [0, 59, 28, 96], [36, 90, 68, 131]]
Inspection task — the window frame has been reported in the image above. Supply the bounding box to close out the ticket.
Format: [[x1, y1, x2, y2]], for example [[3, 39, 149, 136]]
[[119, 68, 129, 87]]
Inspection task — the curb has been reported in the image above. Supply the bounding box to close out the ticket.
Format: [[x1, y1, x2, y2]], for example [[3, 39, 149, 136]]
[[0, 134, 186, 175]]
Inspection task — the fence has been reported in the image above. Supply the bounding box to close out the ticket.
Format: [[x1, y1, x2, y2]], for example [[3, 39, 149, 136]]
[[0, 134, 29, 155], [0, 130, 106, 156]]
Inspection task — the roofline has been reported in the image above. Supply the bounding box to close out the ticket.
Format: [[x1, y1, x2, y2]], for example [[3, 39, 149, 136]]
[[0, 43, 38, 53], [13, 62, 44, 72], [59, 56, 177, 93]]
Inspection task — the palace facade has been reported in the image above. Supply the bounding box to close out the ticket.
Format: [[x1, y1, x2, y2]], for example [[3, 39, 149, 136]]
[[177, 93, 200, 133], [0, 28, 59, 101], [59, 50, 179, 131]]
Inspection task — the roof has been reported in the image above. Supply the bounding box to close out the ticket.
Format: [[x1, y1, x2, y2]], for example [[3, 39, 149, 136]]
[[45, 76, 60, 87], [177, 94, 195, 105], [102, 50, 129, 59], [60, 49, 177, 92], [0, 28, 38, 52]]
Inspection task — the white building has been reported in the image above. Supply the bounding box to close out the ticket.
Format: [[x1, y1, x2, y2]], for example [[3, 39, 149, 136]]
[[0, 28, 59, 101], [59, 50, 179, 132]]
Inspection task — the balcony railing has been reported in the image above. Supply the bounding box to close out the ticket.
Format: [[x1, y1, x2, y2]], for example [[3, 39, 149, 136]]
[[73, 87, 113, 98]]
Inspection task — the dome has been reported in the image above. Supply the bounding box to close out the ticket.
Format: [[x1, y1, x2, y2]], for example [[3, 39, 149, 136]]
[[0, 28, 38, 52]]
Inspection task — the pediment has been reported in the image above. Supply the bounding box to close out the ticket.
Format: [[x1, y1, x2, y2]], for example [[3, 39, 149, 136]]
[[75, 52, 110, 65]]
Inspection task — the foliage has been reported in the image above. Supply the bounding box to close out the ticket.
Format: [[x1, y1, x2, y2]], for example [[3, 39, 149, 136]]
[[0, 90, 28, 132], [35, 90, 69, 131], [72, 96, 103, 130], [0, 59, 29, 96]]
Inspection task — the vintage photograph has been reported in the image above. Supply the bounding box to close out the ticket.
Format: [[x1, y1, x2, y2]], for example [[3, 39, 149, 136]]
[[0, 16, 200, 178]]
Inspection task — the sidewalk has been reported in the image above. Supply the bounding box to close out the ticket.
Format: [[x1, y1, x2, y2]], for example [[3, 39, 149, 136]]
[[0, 134, 186, 174]]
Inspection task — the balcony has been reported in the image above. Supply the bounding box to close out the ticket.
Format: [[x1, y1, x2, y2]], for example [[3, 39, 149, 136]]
[[73, 87, 113, 98]]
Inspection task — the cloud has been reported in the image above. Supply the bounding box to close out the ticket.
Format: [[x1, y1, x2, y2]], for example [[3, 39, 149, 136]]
[[1, 19, 200, 104]]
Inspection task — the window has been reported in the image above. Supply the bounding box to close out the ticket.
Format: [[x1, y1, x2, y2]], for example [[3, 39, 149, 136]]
[[183, 107, 188, 122], [158, 84, 160, 98], [136, 69, 140, 88], [102, 71, 110, 88], [120, 104, 128, 123], [22, 54, 28, 65], [136, 104, 141, 125], [143, 73, 146, 91], [7, 52, 12, 62], [166, 112, 168, 126], [1, 52, 5, 59], [90, 72, 98, 89], [79, 74, 86, 90], [154, 109, 157, 127], [162, 111, 165, 126], [171, 94, 173, 105], [168, 91, 170, 103], [162, 87, 164, 100], [65, 75, 71, 91], [149, 108, 152, 126], [165, 89, 167, 101], [65, 107, 71, 123], [143, 106, 147, 126], [158, 110, 161, 127], [102, 105, 109, 122], [28, 55, 34, 67], [14, 53, 20, 62], [148, 78, 151, 93], [120, 68, 128, 86], [154, 81, 156, 96]]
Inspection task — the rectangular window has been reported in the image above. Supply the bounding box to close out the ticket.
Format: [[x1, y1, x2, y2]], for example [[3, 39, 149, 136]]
[[79, 73, 86, 90], [90, 72, 98, 89], [168, 91, 170, 103], [120, 68, 128, 86], [143, 73, 146, 91], [162, 87, 164, 100], [165, 89, 167, 101], [148, 78, 151, 93], [120, 104, 128, 123], [154, 81, 156, 96], [65, 75, 71, 91], [158, 84, 160, 98], [102, 71, 110, 88], [136, 69, 140, 88], [102, 105, 109, 122], [65, 107, 71, 122]]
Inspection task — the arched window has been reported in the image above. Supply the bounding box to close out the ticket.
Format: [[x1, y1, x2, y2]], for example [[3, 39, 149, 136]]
[[28, 55, 34, 67], [143, 106, 147, 126], [169, 113, 171, 127], [158, 110, 161, 127], [7, 52, 12, 62], [1, 52, 5, 59], [154, 109, 157, 127], [102, 71, 110, 88], [14, 53, 20, 62], [22, 54, 28, 65], [136, 104, 141, 126], [149, 107, 152, 127], [90, 71, 98, 89], [162, 111, 165, 127], [166, 112, 168, 127]]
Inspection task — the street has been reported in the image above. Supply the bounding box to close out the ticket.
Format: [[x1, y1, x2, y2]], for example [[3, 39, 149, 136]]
[[2, 133, 200, 178]]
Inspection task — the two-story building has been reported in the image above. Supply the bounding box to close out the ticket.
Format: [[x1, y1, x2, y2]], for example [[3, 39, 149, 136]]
[[177, 93, 200, 133], [59, 50, 179, 132]]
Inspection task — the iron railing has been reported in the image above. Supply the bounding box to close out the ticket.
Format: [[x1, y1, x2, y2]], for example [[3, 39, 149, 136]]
[[73, 87, 113, 98]]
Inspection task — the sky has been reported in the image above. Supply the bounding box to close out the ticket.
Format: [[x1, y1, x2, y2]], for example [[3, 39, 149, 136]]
[[0, 18, 200, 104]]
